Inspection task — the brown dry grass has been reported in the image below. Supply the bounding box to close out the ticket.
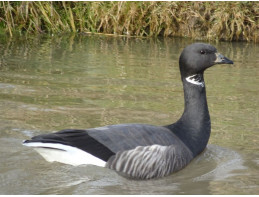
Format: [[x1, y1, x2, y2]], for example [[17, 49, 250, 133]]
[[0, 1, 258, 42]]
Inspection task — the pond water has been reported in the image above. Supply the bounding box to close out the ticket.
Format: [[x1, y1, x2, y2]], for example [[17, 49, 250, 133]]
[[0, 34, 258, 194]]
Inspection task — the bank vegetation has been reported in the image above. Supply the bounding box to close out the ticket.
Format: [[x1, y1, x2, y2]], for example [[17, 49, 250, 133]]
[[0, 1, 258, 42]]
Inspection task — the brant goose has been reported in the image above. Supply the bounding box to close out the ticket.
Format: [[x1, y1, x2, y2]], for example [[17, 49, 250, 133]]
[[23, 43, 233, 179]]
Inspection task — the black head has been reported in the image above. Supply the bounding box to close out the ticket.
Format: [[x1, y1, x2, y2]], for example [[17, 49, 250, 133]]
[[179, 43, 233, 78]]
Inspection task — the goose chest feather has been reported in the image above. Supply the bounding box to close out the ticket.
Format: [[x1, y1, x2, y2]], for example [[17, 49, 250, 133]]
[[23, 43, 233, 179]]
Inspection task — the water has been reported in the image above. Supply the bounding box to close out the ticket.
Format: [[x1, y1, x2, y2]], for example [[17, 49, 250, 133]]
[[0, 34, 258, 194]]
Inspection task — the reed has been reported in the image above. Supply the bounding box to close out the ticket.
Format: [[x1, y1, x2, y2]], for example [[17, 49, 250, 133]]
[[0, 1, 258, 42]]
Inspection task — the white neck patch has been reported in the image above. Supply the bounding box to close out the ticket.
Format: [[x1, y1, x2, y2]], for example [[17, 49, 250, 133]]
[[186, 74, 205, 87]]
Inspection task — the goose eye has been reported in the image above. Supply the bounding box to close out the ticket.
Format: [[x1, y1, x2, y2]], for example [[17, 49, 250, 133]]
[[200, 50, 206, 54]]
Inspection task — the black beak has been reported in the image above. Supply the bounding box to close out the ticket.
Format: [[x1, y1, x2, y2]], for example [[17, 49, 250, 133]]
[[214, 53, 234, 64]]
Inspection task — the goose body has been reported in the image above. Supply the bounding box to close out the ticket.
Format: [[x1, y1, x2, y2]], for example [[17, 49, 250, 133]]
[[23, 43, 233, 179]]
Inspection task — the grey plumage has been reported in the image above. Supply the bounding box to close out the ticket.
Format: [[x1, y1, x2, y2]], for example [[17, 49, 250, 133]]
[[88, 124, 181, 153]]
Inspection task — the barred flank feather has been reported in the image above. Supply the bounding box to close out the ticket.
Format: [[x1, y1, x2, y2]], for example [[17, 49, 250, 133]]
[[106, 144, 193, 179]]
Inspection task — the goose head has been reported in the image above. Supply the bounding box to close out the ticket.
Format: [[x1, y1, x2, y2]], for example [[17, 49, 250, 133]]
[[179, 43, 233, 79]]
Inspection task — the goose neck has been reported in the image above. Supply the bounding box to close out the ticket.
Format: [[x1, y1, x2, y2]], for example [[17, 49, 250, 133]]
[[166, 74, 211, 156]]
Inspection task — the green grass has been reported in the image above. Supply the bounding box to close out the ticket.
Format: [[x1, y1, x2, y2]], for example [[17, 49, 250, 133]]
[[0, 1, 258, 42]]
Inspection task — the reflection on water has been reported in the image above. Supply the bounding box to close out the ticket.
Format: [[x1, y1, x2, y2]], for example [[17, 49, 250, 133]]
[[0, 34, 258, 194]]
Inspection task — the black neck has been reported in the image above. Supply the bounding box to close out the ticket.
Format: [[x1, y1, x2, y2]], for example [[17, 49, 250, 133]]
[[166, 74, 211, 156]]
